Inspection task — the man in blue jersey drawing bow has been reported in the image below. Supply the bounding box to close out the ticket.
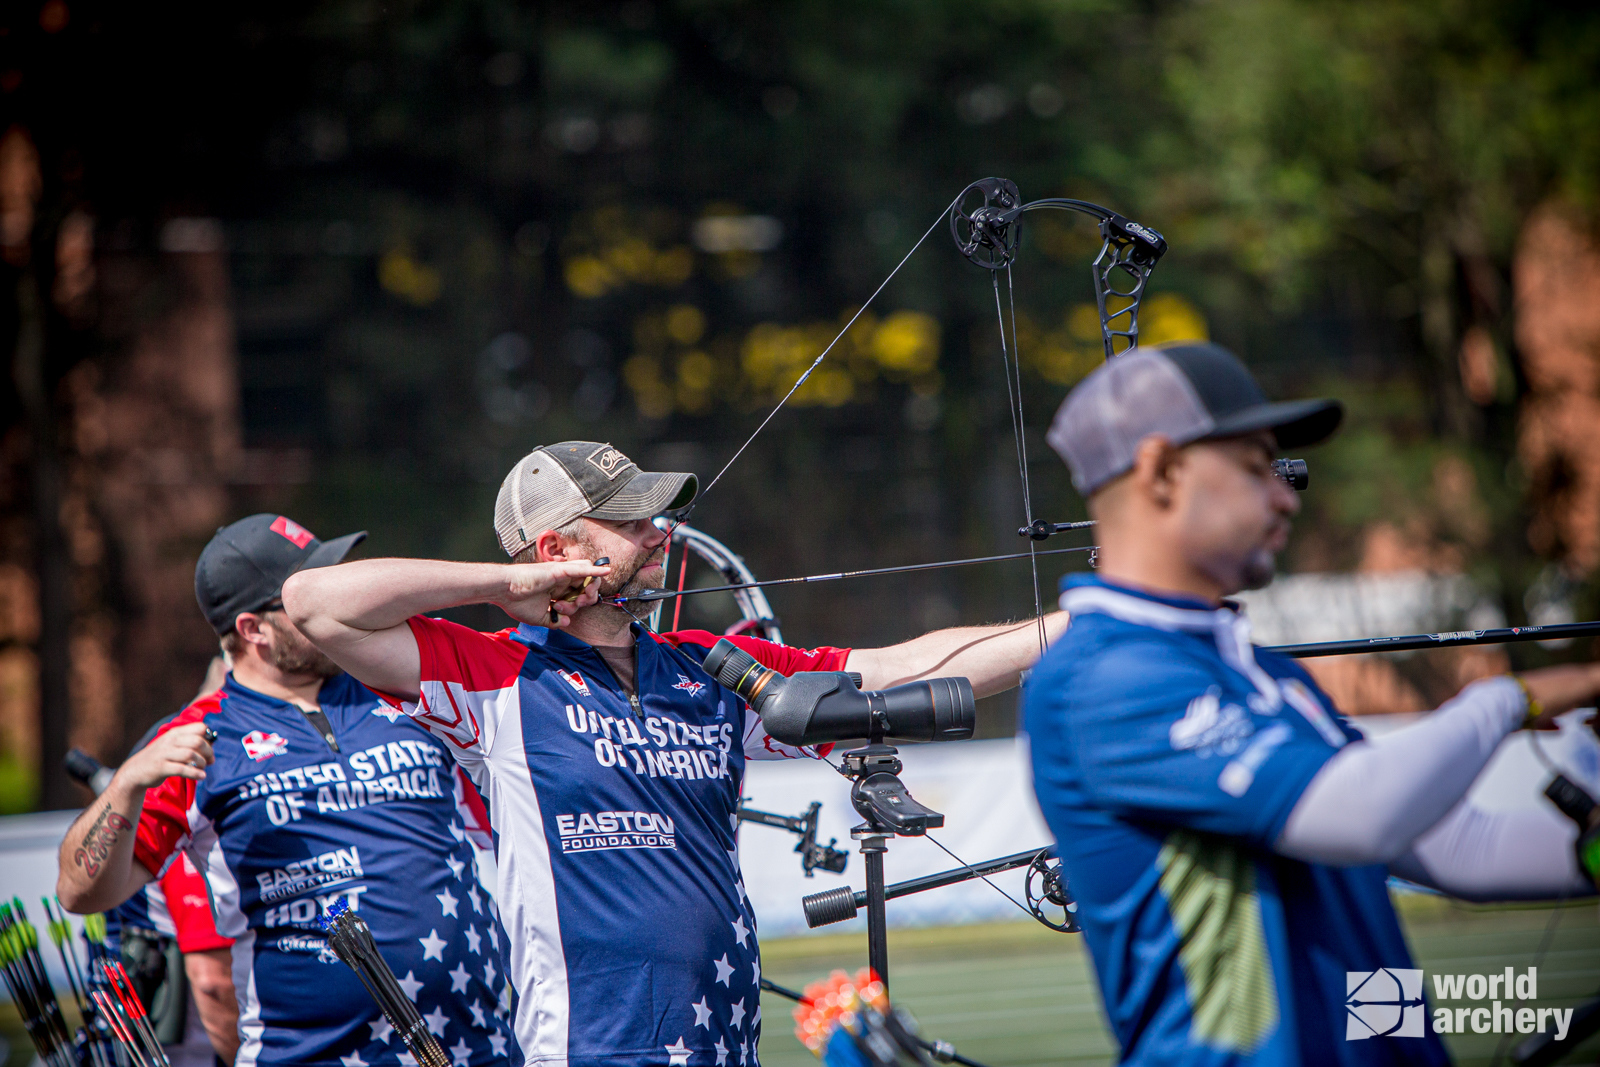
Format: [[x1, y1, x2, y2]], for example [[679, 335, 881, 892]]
[[283, 440, 1069, 1067], [1025, 341, 1600, 1066]]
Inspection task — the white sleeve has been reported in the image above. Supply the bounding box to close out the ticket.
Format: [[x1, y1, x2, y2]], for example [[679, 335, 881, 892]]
[[1276, 676, 1526, 865], [1387, 801, 1592, 901]]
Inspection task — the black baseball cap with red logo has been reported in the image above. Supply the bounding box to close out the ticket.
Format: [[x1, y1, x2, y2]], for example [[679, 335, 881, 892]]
[[195, 514, 367, 634]]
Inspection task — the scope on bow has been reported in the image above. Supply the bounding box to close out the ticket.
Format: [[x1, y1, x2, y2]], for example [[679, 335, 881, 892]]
[[1272, 458, 1309, 491], [701, 639, 975, 746]]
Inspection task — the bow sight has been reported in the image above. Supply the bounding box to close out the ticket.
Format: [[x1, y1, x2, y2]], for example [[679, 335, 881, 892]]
[[951, 178, 1168, 358]]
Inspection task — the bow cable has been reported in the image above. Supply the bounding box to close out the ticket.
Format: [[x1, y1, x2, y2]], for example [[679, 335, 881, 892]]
[[694, 191, 968, 505]]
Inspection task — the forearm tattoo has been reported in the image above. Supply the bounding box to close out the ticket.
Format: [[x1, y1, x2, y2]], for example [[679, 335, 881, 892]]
[[74, 803, 132, 877]]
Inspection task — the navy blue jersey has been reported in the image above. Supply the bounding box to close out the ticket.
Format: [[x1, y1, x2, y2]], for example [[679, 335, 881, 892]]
[[135, 674, 513, 1067], [1024, 575, 1449, 1066], [394, 619, 848, 1067]]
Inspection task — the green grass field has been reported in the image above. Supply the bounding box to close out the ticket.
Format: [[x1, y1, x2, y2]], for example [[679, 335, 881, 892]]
[[757, 896, 1600, 1067], [3, 897, 1595, 1066]]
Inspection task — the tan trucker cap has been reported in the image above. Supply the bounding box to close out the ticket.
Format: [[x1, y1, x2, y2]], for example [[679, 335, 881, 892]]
[[493, 441, 698, 558]]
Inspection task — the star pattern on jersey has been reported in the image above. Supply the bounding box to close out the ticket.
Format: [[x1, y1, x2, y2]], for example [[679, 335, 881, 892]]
[[486, 922, 498, 949], [713, 954, 734, 986], [730, 999, 745, 1030], [437, 887, 459, 918], [445, 855, 465, 881], [449, 1038, 472, 1066], [398, 970, 424, 1001], [340, 1052, 368, 1067], [468, 885, 483, 914], [665, 1037, 691, 1067], [487, 1033, 508, 1058], [369, 1016, 394, 1044], [714, 1037, 728, 1067], [469, 1000, 487, 1028], [419, 929, 447, 961], [397, 1053, 417, 1067], [370, 704, 404, 724], [449, 821, 466, 843], [423, 1005, 449, 1038], [752, 959, 761, 986], [692, 997, 712, 1029], [739, 1039, 748, 1065], [449, 962, 471, 994], [463, 925, 482, 954], [484, 957, 497, 988], [730, 916, 749, 948]]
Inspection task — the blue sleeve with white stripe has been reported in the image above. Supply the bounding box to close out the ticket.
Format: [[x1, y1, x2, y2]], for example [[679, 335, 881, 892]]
[[1032, 635, 1339, 847]]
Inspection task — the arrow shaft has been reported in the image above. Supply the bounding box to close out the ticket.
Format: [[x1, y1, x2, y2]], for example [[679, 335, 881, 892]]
[[1267, 620, 1600, 658], [622, 545, 1095, 605]]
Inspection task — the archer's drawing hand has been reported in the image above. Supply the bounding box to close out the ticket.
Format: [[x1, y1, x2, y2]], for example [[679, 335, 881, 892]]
[[496, 560, 612, 628]]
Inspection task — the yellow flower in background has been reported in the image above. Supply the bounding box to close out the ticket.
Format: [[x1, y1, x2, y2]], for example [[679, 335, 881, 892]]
[[665, 304, 706, 345], [1138, 293, 1209, 346], [870, 311, 939, 377], [378, 249, 443, 306]]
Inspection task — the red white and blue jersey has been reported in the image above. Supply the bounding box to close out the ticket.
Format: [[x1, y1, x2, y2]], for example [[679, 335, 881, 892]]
[[134, 674, 512, 1067], [391, 619, 849, 1067], [109, 851, 232, 954]]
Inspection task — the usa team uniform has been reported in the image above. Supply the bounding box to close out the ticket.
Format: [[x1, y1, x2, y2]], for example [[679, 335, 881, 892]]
[[135, 675, 515, 1067], [1025, 576, 1450, 1066], [392, 619, 848, 1067]]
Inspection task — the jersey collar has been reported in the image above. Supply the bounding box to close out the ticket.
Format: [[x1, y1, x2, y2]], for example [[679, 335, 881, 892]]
[[1058, 573, 1234, 632], [1060, 574, 1283, 711]]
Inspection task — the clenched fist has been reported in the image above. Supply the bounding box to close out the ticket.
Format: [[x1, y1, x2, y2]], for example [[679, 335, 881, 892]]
[[118, 721, 216, 788], [495, 559, 613, 628]]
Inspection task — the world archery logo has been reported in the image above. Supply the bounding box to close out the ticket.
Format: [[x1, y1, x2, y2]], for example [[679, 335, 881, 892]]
[[558, 670, 592, 697], [671, 674, 706, 697], [1346, 968, 1426, 1039], [242, 730, 289, 763]]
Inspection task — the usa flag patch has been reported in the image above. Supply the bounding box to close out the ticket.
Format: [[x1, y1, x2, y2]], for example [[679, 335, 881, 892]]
[[671, 674, 706, 697], [242, 730, 289, 762]]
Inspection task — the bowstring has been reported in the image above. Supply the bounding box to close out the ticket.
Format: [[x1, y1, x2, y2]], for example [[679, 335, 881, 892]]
[[696, 191, 967, 503], [992, 267, 1048, 658]]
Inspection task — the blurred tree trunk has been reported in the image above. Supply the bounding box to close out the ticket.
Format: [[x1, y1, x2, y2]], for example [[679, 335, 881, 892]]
[[11, 262, 73, 809]]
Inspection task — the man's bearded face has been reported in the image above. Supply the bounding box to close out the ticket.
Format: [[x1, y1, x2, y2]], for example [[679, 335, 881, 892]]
[[568, 525, 666, 602], [263, 613, 342, 679]]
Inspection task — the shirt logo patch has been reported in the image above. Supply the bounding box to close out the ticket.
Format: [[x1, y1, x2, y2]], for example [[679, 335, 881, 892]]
[[559, 670, 592, 696], [671, 674, 706, 697], [242, 730, 289, 762], [585, 445, 636, 480], [1169, 687, 1253, 757], [269, 516, 315, 548]]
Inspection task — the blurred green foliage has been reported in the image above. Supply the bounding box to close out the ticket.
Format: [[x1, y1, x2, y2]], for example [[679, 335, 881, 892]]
[[11, 0, 1600, 725]]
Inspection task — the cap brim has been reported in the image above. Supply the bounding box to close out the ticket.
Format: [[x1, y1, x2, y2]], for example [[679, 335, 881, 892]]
[[1205, 398, 1344, 450], [587, 472, 698, 521], [298, 531, 368, 572]]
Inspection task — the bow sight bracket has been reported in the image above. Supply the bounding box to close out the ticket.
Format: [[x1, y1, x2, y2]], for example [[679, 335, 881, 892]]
[[951, 179, 1169, 360]]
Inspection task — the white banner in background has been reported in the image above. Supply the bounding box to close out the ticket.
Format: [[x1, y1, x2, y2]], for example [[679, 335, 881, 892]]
[[737, 737, 1055, 938]]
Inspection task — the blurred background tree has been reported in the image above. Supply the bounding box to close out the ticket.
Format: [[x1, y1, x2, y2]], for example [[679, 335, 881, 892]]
[[0, 0, 1597, 809]]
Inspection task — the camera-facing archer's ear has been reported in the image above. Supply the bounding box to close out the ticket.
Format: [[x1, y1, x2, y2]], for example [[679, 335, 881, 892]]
[[532, 528, 574, 564], [1130, 434, 1181, 508]]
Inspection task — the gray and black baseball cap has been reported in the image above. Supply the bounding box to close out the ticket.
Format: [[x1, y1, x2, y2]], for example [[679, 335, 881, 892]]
[[195, 514, 367, 634], [1046, 342, 1343, 495], [494, 441, 698, 558]]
